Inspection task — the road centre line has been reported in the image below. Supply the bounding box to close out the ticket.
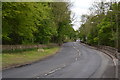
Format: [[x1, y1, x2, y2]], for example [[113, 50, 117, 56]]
[[43, 64, 66, 77]]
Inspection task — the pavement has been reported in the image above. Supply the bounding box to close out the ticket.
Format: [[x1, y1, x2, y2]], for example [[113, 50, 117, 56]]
[[2, 42, 116, 78]]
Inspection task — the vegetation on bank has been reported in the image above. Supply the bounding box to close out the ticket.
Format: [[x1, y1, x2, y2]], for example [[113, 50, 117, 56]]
[[2, 47, 60, 69], [2, 2, 77, 45], [78, 2, 120, 52]]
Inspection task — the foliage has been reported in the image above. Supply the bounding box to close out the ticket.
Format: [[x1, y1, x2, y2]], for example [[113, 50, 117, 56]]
[[2, 2, 76, 45], [78, 1, 120, 50]]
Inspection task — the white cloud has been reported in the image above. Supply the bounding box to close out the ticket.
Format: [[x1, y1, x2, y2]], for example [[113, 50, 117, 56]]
[[70, 0, 93, 30]]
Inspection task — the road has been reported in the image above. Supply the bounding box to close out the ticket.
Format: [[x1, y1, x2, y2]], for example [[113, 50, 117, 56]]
[[2, 42, 116, 78]]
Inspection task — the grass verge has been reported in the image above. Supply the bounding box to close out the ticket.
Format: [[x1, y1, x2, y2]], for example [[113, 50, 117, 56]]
[[2, 47, 60, 70]]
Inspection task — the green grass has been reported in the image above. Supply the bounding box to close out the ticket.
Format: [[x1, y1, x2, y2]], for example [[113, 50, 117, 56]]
[[2, 47, 60, 69]]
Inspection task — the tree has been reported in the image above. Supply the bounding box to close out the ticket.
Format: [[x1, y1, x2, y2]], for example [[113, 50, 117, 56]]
[[2, 2, 76, 45], [78, 1, 120, 50]]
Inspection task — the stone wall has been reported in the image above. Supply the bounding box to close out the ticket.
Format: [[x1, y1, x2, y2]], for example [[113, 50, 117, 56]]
[[2, 44, 58, 51]]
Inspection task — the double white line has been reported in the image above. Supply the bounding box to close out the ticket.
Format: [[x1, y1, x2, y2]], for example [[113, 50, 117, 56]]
[[72, 42, 81, 61]]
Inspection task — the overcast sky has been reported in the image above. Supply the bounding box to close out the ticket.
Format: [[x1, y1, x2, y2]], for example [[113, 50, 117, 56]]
[[70, 0, 118, 30], [70, 0, 95, 30]]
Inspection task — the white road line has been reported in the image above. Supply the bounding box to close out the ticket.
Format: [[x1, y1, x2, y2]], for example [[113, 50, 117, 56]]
[[44, 64, 66, 76], [49, 70, 56, 74], [113, 59, 118, 66], [36, 77, 39, 78], [44, 74, 48, 76], [72, 43, 82, 59], [75, 58, 78, 61]]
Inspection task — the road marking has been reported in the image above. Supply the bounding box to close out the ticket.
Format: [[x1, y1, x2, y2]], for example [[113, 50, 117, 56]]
[[43, 64, 66, 76], [113, 59, 118, 66], [75, 58, 78, 61], [72, 43, 82, 61], [49, 70, 56, 74]]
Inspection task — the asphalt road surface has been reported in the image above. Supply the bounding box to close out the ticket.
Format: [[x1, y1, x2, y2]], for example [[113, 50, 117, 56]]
[[2, 42, 116, 78]]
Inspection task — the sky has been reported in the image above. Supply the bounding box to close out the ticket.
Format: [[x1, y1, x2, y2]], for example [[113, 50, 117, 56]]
[[69, 0, 118, 30], [70, 0, 95, 30]]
